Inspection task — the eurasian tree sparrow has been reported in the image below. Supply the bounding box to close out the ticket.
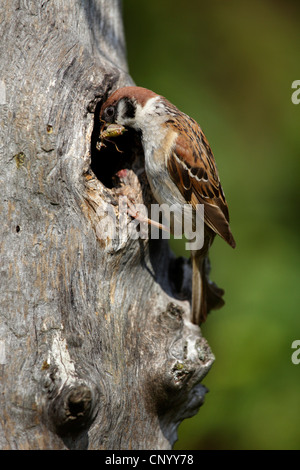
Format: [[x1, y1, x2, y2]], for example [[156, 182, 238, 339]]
[[100, 86, 235, 324]]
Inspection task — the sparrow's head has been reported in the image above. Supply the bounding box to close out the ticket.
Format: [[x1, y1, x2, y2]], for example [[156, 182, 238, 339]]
[[100, 86, 167, 133]]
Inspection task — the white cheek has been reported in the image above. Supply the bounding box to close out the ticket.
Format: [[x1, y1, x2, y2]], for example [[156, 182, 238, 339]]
[[115, 100, 126, 124]]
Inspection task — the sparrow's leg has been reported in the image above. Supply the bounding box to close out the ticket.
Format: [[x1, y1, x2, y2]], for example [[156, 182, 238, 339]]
[[126, 198, 170, 233], [115, 171, 170, 233]]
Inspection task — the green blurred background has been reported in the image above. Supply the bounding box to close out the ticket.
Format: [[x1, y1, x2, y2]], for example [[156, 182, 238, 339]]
[[123, 0, 300, 450]]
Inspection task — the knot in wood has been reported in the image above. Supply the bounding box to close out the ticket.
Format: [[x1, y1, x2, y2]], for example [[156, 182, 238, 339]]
[[49, 384, 95, 437]]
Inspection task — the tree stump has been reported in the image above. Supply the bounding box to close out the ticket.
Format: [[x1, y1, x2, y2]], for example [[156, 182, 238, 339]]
[[0, 0, 214, 450]]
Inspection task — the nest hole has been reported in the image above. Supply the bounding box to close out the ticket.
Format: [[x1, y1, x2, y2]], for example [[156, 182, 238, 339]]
[[90, 100, 141, 189]]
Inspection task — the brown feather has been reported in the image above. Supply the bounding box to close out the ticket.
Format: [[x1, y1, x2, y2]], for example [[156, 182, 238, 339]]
[[166, 117, 236, 248]]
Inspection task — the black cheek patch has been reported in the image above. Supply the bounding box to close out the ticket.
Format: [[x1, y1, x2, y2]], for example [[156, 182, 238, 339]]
[[123, 98, 136, 119]]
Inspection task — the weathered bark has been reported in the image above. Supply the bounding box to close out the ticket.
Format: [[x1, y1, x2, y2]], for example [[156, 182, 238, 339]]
[[0, 0, 214, 450]]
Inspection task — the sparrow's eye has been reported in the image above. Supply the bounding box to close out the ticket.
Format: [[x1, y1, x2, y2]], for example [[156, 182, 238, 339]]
[[106, 106, 114, 116], [103, 106, 115, 122]]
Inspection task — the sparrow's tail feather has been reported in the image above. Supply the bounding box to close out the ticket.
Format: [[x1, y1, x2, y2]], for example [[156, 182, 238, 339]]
[[191, 253, 207, 325], [191, 254, 225, 325]]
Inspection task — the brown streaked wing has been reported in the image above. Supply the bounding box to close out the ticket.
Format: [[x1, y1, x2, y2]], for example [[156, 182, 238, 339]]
[[167, 129, 236, 248]]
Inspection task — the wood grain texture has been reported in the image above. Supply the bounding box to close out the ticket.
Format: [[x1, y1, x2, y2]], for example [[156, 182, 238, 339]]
[[0, 0, 214, 449]]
